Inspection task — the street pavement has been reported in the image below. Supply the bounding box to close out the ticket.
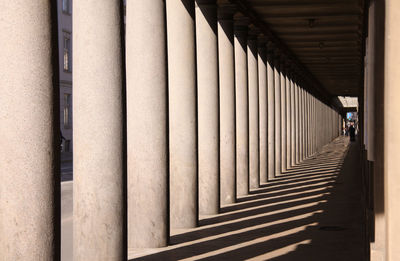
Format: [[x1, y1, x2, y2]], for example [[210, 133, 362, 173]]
[[61, 153, 73, 261], [61, 181, 73, 261]]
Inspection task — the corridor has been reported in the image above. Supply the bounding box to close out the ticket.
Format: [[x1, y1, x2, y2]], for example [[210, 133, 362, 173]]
[[3, 0, 397, 260], [128, 136, 365, 261]]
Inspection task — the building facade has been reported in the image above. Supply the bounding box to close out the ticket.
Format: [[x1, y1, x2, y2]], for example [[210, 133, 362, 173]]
[[58, 0, 73, 152]]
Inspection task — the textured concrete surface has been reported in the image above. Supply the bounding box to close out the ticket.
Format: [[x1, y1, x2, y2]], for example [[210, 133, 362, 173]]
[[0, 1, 58, 260], [127, 136, 366, 260], [127, 0, 168, 248], [280, 68, 287, 173], [248, 38, 260, 190], [385, 0, 400, 258], [234, 26, 249, 197], [218, 15, 236, 206], [274, 63, 282, 175], [196, 2, 219, 215], [267, 52, 275, 181], [73, 1, 124, 259], [258, 45, 268, 185], [167, 0, 198, 229]]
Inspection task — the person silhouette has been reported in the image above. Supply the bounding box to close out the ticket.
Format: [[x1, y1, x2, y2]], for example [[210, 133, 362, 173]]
[[349, 124, 356, 141]]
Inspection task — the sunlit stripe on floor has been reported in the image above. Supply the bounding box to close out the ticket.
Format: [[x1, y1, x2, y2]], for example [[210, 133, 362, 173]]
[[223, 184, 335, 211], [200, 189, 332, 223], [128, 211, 322, 260], [250, 173, 339, 192], [178, 221, 320, 261]]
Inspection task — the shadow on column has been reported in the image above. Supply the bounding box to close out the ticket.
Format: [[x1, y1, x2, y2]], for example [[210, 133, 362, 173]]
[[128, 136, 366, 261]]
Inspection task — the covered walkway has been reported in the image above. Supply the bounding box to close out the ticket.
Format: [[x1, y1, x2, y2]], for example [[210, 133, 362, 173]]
[[128, 136, 365, 260], [1, 0, 398, 260]]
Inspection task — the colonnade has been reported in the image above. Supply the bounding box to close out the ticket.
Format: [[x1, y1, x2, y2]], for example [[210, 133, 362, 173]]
[[0, 1, 342, 260]]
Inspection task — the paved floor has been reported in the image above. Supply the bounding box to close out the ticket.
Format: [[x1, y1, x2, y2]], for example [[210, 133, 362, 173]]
[[61, 136, 366, 260], [128, 136, 366, 260]]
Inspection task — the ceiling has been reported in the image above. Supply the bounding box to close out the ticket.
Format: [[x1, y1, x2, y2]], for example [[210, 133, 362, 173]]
[[228, 0, 366, 99]]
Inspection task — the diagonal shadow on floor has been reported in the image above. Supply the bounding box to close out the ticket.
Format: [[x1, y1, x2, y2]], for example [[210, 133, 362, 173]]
[[128, 136, 366, 261]]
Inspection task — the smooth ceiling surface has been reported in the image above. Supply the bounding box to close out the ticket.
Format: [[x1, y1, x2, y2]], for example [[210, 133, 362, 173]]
[[241, 0, 365, 97]]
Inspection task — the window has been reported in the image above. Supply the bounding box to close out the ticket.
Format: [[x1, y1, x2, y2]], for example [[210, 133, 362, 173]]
[[63, 34, 71, 72], [64, 94, 72, 129], [62, 0, 70, 14]]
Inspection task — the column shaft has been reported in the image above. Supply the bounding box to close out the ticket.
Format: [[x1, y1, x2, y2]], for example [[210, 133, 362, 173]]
[[295, 83, 300, 164], [0, 1, 59, 260], [218, 14, 236, 205], [196, 1, 219, 215], [286, 74, 291, 170], [274, 60, 281, 175], [267, 52, 275, 180], [127, 0, 168, 248], [303, 90, 306, 154], [299, 87, 304, 161], [290, 79, 296, 167], [306, 92, 311, 157], [167, 0, 197, 228], [74, 0, 125, 258], [280, 67, 287, 172], [234, 26, 249, 196], [258, 45, 268, 184], [248, 38, 259, 190]]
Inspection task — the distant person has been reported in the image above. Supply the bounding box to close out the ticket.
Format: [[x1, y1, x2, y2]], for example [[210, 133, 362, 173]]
[[349, 124, 356, 142], [60, 131, 66, 146]]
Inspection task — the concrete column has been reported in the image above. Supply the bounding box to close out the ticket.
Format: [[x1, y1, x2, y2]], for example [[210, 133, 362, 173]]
[[280, 62, 287, 173], [318, 100, 322, 150], [248, 34, 259, 190], [310, 94, 313, 155], [372, 1, 386, 258], [274, 56, 282, 175], [218, 9, 236, 205], [258, 40, 268, 184], [294, 82, 300, 164], [307, 92, 311, 157], [196, 0, 219, 215], [330, 109, 333, 141], [321, 103, 324, 146], [267, 48, 275, 180], [234, 23, 249, 196], [286, 71, 291, 170], [0, 1, 59, 260], [367, 5, 375, 161], [166, 0, 197, 228], [303, 89, 308, 158], [304, 90, 308, 158], [307, 93, 312, 156], [310, 95, 314, 155], [290, 77, 296, 167], [313, 96, 316, 154], [73, 1, 125, 259], [322, 104, 325, 145], [127, 0, 168, 249], [303, 89, 307, 158], [299, 87, 304, 161], [325, 105, 328, 145], [323, 104, 326, 145], [304, 91, 307, 156], [315, 99, 318, 149]]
